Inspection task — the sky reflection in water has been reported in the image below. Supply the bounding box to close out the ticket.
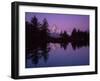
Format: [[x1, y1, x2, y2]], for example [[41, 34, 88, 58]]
[[26, 43, 89, 68]]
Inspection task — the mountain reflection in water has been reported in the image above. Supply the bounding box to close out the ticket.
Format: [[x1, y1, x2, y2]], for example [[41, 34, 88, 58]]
[[26, 41, 89, 68]]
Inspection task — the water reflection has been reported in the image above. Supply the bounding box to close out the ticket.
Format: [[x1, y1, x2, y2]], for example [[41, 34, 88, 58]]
[[26, 40, 89, 68]]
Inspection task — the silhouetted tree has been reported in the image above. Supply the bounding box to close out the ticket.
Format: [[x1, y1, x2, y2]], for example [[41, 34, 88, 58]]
[[70, 28, 89, 50], [40, 18, 49, 41], [41, 18, 49, 32], [71, 28, 77, 41], [31, 16, 38, 28], [63, 31, 69, 38], [61, 31, 69, 42], [60, 31, 63, 36]]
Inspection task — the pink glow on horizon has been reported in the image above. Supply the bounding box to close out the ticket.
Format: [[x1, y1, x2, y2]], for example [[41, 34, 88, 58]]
[[26, 12, 89, 34]]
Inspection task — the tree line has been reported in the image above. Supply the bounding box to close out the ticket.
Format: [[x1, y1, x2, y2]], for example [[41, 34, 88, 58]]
[[26, 16, 89, 50]]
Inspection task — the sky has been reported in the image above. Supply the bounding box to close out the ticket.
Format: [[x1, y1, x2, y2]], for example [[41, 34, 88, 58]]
[[25, 12, 89, 34]]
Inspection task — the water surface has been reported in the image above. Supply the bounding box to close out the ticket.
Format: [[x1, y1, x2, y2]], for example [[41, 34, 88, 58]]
[[26, 43, 89, 68]]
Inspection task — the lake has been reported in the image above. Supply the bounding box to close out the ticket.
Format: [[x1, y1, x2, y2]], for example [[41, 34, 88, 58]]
[[26, 42, 89, 68]]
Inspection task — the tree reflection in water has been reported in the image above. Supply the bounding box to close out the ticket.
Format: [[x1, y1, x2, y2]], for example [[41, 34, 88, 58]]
[[26, 40, 89, 67]]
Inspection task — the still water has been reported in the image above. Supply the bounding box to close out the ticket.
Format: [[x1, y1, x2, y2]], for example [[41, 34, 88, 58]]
[[26, 43, 89, 68]]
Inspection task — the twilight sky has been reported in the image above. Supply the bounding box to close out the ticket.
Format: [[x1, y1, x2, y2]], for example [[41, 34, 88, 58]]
[[25, 12, 89, 34]]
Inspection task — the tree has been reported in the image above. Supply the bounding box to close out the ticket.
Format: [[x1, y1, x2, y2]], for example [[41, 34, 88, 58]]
[[40, 18, 49, 41], [41, 18, 49, 33], [71, 28, 78, 41], [31, 16, 39, 31], [61, 31, 69, 42], [72, 28, 77, 36], [60, 31, 63, 36], [63, 31, 69, 37]]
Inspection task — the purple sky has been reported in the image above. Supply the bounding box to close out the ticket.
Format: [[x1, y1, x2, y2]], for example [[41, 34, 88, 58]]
[[25, 12, 89, 34]]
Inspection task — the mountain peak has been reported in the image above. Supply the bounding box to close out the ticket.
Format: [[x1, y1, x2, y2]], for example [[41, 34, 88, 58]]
[[50, 24, 61, 34]]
